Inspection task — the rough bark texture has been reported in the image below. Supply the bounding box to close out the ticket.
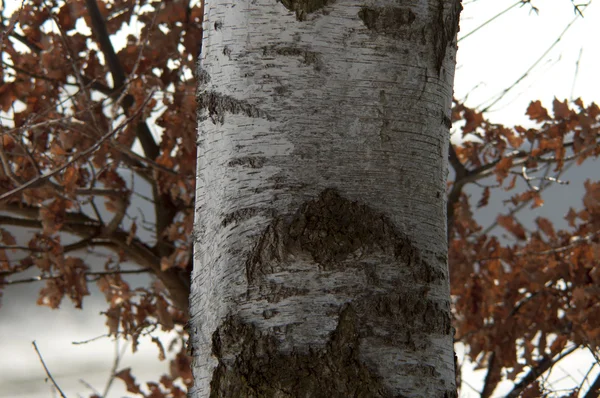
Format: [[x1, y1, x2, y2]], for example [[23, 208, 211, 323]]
[[192, 0, 461, 396]]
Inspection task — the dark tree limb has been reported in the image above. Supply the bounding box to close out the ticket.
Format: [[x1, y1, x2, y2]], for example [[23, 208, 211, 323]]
[[84, 0, 126, 89], [481, 351, 501, 398], [83, 1, 179, 273], [0, 204, 190, 313], [505, 346, 578, 398], [84, 0, 159, 160], [584, 371, 600, 398]]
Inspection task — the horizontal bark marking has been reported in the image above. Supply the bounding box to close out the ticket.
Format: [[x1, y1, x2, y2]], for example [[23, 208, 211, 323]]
[[197, 91, 272, 125], [210, 304, 390, 397], [358, 6, 416, 37], [366, 290, 452, 336], [246, 188, 445, 284], [262, 45, 322, 71], [261, 280, 311, 303], [221, 207, 271, 228]]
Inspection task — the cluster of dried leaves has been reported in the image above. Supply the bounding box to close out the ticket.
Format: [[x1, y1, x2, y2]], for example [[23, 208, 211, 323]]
[[0, 0, 598, 397], [450, 98, 600, 397], [1, 0, 200, 395]]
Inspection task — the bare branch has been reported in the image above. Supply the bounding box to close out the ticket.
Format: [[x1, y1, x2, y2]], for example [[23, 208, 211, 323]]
[[584, 371, 600, 398], [458, 0, 522, 43], [3, 268, 152, 285], [32, 341, 67, 398], [505, 345, 579, 398], [84, 0, 160, 160], [85, 0, 126, 88], [102, 336, 129, 397], [481, 351, 501, 398], [479, 8, 586, 112]]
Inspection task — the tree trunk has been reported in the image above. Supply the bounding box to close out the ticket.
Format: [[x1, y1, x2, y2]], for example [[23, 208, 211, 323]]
[[191, 0, 461, 396]]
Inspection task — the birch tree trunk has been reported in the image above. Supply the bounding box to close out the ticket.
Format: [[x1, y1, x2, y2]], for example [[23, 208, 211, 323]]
[[191, 0, 461, 396]]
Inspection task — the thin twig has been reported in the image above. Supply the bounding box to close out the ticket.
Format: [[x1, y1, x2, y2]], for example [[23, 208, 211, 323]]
[[570, 48, 584, 101], [3, 268, 152, 285], [32, 341, 67, 398], [78, 378, 101, 397], [479, 5, 588, 112], [577, 363, 597, 397], [459, 0, 522, 43], [476, 159, 574, 238], [102, 337, 129, 398], [45, 0, 100, 129], [0, 91, 155, 201]]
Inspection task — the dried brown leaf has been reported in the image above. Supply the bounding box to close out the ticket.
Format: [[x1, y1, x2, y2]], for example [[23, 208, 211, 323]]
[[526, 100, 550, 123], [115, 368, 142, 394]]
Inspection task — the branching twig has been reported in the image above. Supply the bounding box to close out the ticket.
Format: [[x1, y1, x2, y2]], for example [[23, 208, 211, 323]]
[[0, 91, 155, 201], [479, 6, 588, 112], [458, 0, 522, 43]]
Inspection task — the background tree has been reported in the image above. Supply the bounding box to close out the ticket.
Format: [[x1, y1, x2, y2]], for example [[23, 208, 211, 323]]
[[0, 0, 598, 397]]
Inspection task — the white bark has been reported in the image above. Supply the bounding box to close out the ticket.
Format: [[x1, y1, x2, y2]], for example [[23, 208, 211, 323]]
[[192, 0, 461, 396]]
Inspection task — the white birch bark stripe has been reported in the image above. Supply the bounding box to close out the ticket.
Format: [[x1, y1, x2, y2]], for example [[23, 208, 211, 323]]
[[192, 0, 457, 396]]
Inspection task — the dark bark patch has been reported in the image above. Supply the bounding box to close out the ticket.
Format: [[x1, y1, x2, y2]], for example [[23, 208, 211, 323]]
[[197, 91, 272, 124], [358, 6, 416, 37], [369, 291, 452, 336], [280, 0, 334, 21], [227, 156, 266, 168], [195, 65, 210, 85], [210, 305, 390, 397], [246, 188, 444, 284], [261, 280, 311, 303], [221, 208, 265, 228], [432, 0, 462, 74], [398, 363, 439, 378]]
